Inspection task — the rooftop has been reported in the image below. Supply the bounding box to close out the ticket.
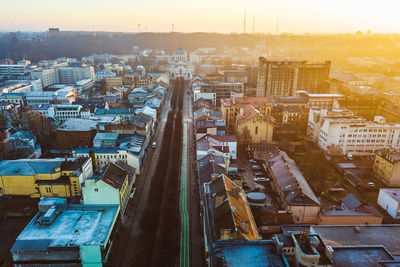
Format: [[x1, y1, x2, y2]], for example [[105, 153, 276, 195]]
[[11, 204, 119, 252], [217, 241, 286, 267], [99, 162, 133, 190], [0, 158, 79, 176], [221, 97, 270, 107], [330, 71, 363, 82], [236, 105, 273, 121], [381, 188, 400, 203], [332, 246, 395, 267], [57, 117, 119, 131], [310, 225, 400, 256], [94, 132, 119, 141], [267, 149, 319, 206]]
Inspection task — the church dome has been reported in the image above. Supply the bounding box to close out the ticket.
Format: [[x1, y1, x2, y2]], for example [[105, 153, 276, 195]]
[[175, 48, 186, 55]]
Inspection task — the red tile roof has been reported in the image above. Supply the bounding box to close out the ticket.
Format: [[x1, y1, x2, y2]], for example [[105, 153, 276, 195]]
[[211, 135, 237, 143]]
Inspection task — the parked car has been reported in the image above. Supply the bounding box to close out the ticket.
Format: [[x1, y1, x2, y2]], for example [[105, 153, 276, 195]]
[[254, 177, 270, 182], [254, 172, 265, 177], [249, 159, 257, 163], [237, 168, 245, 172], [152, 141, 157, 148], [251, 165, 261, 170], [232, 174, 242, 179]]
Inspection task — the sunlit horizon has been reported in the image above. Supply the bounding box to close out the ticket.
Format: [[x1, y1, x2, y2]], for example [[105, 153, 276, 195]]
[[1, 0, 400, 34]]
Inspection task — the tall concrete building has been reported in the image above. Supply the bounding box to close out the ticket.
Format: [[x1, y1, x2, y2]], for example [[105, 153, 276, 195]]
[[57, 63, 94, 84], [256, 57, 331, 97], [31, 68, 58, 87]]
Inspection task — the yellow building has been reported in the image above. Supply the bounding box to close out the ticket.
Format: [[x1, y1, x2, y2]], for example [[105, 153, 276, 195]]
[[374, 151, 400, 186], [236, 105, 274, 144], [220, 97, 272, 131], [105, 76, 123, 89], [0, 158, 93, 198]]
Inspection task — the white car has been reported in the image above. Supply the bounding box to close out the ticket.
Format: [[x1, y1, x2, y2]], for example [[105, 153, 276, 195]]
[[254, 177, 270, 182], [252, 165, 261, 170], [152, 141, 157, 148]]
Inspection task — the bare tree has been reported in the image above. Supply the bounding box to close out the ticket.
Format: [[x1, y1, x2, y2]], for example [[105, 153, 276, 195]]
[[25, 112, 54, 151], [6, 107, 25, 130], [0, 112, 8, 129], [240, 126, 252, 144]]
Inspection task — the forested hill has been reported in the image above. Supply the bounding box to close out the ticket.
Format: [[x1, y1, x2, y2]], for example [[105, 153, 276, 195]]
[[1, 31, 400, 63], [0, 32, 263, 61]]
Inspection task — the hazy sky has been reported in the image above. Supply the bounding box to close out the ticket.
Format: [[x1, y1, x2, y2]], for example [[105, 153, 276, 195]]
[[1, 0, 399, 33]]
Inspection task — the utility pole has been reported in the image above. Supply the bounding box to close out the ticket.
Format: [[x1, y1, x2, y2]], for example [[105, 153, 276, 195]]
[[243, 9, 246, 33], [172, 24, 174, 33], [138, 24, 141, 33]]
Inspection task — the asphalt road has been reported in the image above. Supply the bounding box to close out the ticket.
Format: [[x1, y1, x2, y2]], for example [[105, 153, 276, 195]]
[[182, 85, 205, 267], [109, 86, 173, 266]]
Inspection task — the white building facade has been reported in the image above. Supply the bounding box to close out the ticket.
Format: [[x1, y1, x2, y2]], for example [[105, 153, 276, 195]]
[[311, 110, 400, 155], [31, 68, 58, 87], [377, 188, 400, 219]]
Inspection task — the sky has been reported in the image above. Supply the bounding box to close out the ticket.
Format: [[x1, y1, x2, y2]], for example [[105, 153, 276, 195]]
[[1, 0, 399, 34]]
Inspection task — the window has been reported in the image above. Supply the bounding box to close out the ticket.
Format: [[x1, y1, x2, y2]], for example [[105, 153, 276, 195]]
[[255, 126, 258, 135], [94, 188, 98, 192]]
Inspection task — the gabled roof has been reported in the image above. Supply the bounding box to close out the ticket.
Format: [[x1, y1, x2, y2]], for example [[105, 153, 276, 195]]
[[193, 98, 213, 109], [206, 175, 260, 241], [130, 113, 152, 128], [194, 107, 222, 120], [211, 135, 237, 143], [100, 162, 128, 190], [268, 150, 319, 206], [236, 105, 272, 121], [196, 134, 229, 153], [197, 154, 226, 185]]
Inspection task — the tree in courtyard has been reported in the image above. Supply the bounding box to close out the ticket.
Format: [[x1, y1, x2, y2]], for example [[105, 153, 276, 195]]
[[241, 126, 252, 144], [25, 112, 54, 151]]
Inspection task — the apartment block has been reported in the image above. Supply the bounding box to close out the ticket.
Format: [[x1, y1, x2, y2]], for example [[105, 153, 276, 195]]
[[374, 150, 400, 185], [257, 58, 331, 97], [309, 109, 400, 156]]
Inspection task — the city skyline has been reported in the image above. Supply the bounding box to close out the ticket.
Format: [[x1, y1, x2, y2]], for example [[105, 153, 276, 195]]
[[1, 0, 400, 34]]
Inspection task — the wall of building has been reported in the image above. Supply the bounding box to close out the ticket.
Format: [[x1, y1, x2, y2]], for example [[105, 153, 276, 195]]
[[288, 205, 319, 224], [377, 190, 400, 219], [236, 116, 273, 144], [318, 214, 382, 225], [82, 179, 120, 206]]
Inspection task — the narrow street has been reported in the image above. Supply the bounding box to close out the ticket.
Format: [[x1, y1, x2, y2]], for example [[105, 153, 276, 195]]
[[109, 87, 173, 266], [181, 84, 204, 266]]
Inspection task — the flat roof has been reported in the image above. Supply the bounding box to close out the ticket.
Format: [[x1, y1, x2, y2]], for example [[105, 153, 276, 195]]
[[311, 225, 400, 256], [0, 158, 66, 176], [218, 241, 286, 267], [12, 204, 119, 251], [332, 246, 395, 267], [94, 132, 119, 140]]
